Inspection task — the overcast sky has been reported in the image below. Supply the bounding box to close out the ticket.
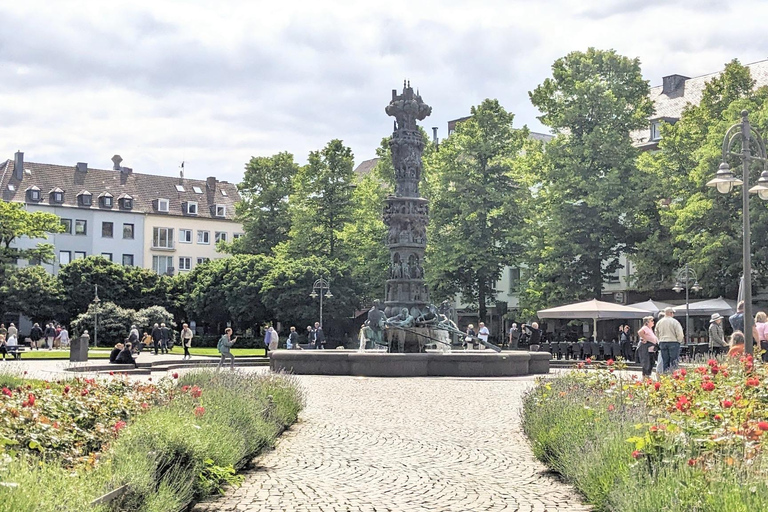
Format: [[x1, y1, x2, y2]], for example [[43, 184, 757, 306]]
[[2, 0, 768, 183]]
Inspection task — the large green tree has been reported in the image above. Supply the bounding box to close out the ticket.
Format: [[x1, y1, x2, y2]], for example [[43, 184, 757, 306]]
[[632, 60, 768, 296], [285, 139, 355, 258], [228, 152, 299, 255], [0, 201, 63, 285], [522, 48, 653, 315], [425, 99, 528, 321], [0, 266, 65, 323]]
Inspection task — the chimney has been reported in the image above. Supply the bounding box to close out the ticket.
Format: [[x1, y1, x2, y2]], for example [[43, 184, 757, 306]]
[[76, 162, 88, 173], [14, 151, 23, 180], [206, 176, 216, 192], [111, 154, 123, 171], [432, 127, 438, 144], [662, 74, 689, 95]]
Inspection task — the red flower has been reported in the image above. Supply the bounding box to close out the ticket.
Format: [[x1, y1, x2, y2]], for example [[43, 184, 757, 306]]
[[607, 359, 614, 366], [714, 414, 723, 421], [746, 377, 760, 387], [654, 382, 661, 391], [81, 389, 89, 396], [63, 385, 70, 394], [1, 387, 12, 397], [711, 366, 719, 375], [27, 393, 35, 406], [747, 354, 754, 363], [181, 385, 190, 392], [585, 358, 592, 364], [114, 420, 127, 434], [676, 396, 691, 412], [190, 386, 202, 398], [194, 406, 206, 417], [722, 399, 733, 408], [141, 402, 149, 410], [52, 421, 59, 429], [758, 422, 768, 431], [650, 425, 659, 432], [632, 450, 642, 459], [608, 404, 615, 411], [707, 359, 718, 366], [148, 378, 152, 382], [688, 458, 697, 466], [172, 372, 179, 379], [701, 381, 715, 392], [109, 371, 114, 376]]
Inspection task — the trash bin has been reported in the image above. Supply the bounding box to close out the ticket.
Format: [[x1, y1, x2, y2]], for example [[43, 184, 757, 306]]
[[70, 333, 89, 362]]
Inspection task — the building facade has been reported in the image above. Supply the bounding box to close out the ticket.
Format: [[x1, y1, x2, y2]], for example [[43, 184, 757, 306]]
[[0, 152, 242, 275]]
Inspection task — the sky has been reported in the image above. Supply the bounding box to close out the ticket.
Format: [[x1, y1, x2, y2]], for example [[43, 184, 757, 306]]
[[2, 0, 768, 184]]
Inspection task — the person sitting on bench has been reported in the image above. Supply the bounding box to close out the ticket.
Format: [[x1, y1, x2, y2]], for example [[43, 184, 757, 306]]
[[0, 334, 7, 360], [115, 343, 137, 367], [109, 343, 124, 363]]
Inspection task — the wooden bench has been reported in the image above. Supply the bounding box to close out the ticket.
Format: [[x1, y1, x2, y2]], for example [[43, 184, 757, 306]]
[[5, 346, 27, 360]]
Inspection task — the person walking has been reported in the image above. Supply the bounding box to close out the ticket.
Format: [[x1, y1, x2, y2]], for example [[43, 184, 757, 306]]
[[159, 323, 171, 354], [268, 326, 279, 351], [151, 323, 161, 355], [29, 323, 43, 350], [478, 322, 489, 350], [180, 323, 194, 360], [508, 323, 520, 350], [636, 316, 658, 377], [306, 326, 315, 349], [729, 301, 745, 333], [620, 324, 633, 361], [287, 326, 298, 350], [313, 322, 326, 350], [217, 328, 237, 370], [708, 313, 727, 357], [56, 325, 70, 348], [464, 324, 476, 350], [656, 307, 684, 372], [754, 311, 768, 362], [44, 323, 56, 350]]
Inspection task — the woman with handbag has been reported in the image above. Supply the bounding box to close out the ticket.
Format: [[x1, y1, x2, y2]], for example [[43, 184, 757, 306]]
[[637, 316, 658, 377], [464, 324, 476, 350]]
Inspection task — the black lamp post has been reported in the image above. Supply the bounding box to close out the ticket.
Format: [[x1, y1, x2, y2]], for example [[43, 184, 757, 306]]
[[706, 110, 768, 355], [672, 264, 701, 346], [309, 278, 333, 328], [92, 284, 101, 348]]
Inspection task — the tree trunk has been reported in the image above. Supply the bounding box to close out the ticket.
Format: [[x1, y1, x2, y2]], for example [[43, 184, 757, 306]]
[[478, 276, 487, 323]]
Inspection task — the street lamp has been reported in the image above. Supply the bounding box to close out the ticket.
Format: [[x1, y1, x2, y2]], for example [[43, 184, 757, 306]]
[[672, 264, 702, 346], [309, 278, 333, 328], [707, 109, 768, 354], [92, 284, 101, 348]]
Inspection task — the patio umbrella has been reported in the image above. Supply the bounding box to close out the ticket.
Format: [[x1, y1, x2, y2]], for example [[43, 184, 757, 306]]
[[537, 299, 649, 341], [627, 299, 674, 315], [684, 297, 736, 316]]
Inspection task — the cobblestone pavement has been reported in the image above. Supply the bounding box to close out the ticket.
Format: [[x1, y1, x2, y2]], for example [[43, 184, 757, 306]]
[[193, 375, 591, 512]]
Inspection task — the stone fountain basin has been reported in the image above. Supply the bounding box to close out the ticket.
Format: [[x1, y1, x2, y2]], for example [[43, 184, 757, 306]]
[[269, 350, 550, 377]]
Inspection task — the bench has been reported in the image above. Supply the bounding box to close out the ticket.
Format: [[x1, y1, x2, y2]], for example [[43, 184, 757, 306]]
[[4, 346, 27, 360]]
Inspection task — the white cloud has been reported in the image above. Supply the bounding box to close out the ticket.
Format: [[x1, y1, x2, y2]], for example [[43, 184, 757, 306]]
[[1, 0, 767, 183]]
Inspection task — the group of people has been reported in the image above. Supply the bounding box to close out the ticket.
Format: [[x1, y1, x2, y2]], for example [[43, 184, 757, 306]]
[[463, 322, 490, 349], [0, 322, 70, 351], [305, 322, 326, 349]]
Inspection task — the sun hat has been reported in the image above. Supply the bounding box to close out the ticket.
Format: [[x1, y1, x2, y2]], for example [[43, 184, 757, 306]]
[[710, 313, 723, 322]]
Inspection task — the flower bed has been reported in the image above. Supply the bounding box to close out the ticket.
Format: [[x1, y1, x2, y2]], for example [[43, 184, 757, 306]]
[[0, 369, 304, 512], [522, 357, 768, 512]]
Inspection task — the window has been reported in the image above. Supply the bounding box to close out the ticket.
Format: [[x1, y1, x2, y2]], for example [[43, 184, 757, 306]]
[[51, 189, 64, 203], [650, 121, 662, 141], [75, 219, 87, 235], [157, 198, 169, 212], [233, 233, 243, 240], [101, 253, 112, 261], [74, 251, 86, 260], [220, 189, 228, 197], [101, 222, 113, 238], [184, 201, 198, 215], [122, 254, 134, 266], [120, 196, 133, 210], [509, 268, 521, 294], [178, 257, 192, 271], [214, 204, 226, 217], [123, 223, 134, 239], [197, 257, 209, 265], [78, 192, 92, 207], [197, 230, 210, 244], [175, 184, 185, 192], [215, 231, 227, 243], [152, 255, 174, 275], [152, 227, 174, 249], [28, 187, 41, 201], [179, 229, 193, 243], [59, 251, 71, 265], [192, 186, 203, 194], [100, 194, 113, 208], [60, 219, 72, 234]]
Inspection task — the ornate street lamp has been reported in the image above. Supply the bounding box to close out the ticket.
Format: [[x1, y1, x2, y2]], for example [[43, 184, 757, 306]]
[[309, 278, 333, 328], [706, 110, 768, 354], [92, 284, 101, 348], [673, 264, 702, 346]]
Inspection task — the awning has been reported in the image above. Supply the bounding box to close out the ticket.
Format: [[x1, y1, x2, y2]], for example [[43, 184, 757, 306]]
[[627, 299, 674, 315], [537, 299, 648, 340]]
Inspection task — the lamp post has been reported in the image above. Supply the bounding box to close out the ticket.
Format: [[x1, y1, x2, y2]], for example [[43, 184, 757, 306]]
[[92, 284, 101, 348], [309, 278, 333, 328], [707, 109, 768, 355], [672, 264, 702, 346]]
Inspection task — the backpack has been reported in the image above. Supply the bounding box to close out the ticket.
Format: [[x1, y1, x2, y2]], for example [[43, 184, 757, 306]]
[[217, 335, 227, 353]]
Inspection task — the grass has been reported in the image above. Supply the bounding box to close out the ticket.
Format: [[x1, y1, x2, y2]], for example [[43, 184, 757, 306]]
[[11, 346, 266, 360]]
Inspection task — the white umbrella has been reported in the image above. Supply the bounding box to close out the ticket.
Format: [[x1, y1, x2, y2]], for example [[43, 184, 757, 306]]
[[537, 299, 649, 340], [684, 297, 736, 316], [627, 299, 674, 315]]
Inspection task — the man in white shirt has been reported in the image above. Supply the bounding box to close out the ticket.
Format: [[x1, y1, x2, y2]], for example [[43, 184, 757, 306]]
[[478, 322, 490, 349]]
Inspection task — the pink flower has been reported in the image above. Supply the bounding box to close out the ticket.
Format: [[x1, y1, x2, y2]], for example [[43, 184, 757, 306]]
[[746, 377, 760, 387], [701, 381, 715, 392], [707, 359, 718, 366], [585, 358, 592, 364], [608, 404, 615, 411], [1, 387, 12, 397], [172, 372, 179, 379], [758, 422, 768, 431], [114, 420, 127, 434], [714, 414, 723, 421], [81, 389, 89, 396], [654, 382, 661, 391], [688, 458, 697, 466], [141, 402, 149, 410], [632, 450, 642, 459], [606, 359, 614, 366], [194, 406, 206, 418], [722, 399, 733, 408], [190, 386, 202, 398]]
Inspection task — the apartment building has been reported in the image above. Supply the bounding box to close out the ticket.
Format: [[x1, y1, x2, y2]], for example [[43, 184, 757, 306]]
[[0, 152, 242, 275]]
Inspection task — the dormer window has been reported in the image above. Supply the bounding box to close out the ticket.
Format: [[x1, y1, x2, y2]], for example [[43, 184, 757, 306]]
[[156, 198, 170, 212], [26, 186, 41, 202], [99, 192, 114, 208], [650, 121, 662, 142], [183, 201, 198, 215], [49, 187, 64, 204], [77, 190, 92, 207], [193, 186, 203, 194], [118, 194, 133, 210], [221, 189, 228, 197], [214, 204, 226, 217]]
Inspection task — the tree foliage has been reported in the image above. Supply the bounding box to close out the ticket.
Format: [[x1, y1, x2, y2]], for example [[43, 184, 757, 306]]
[[521, 48, 653, 315], [425, 99, 528, 321], [0, 201, 63, 285], [0, 266, 65, 323]]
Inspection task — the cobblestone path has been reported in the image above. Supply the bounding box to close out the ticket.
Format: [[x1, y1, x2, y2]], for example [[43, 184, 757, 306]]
[[194, 375, 591, 512]]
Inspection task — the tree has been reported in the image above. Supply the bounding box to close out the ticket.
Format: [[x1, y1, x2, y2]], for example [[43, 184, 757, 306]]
[[522, 48, 653, 314], [0, 266, 65, 323], [632, 60, 768, 296], [227, 152, 299, 255], [425, 99, 528, 321], [285, 139, 355, 258]]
